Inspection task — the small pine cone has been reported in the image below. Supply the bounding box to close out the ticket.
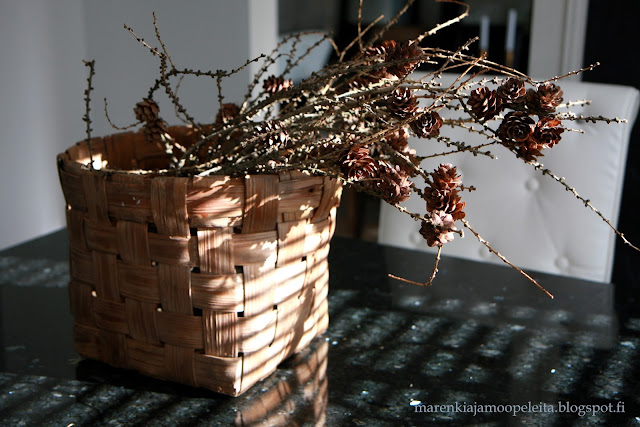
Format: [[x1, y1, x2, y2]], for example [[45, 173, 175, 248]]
[[384, 128, 410, 153], [430, 163, 462, 191], [372, 163, 412, 204], [532, 117, 564, 148], [359, 40, 420, 84], [341, 145, 379, 182], [410, 110, 443, 138], [142, 118, 169, 144], [215, 103, 240, 124], [419, 211, 457, 247], [254, 121, 289, 148], [424, 187, 466, 220], [383, 129, 420, 176], [387, 88, 418, 119], [526, 82, 563, 114], [467, 87, 503, 120], [134, 98, 160, 123], [497, 78, 526, 104], [497, 111, 535, 143], [348, 67, 395, 90], [384, 41, 423, 79], [515, 142, 545, 163], [365, 40, 397, 57], [263, 75, 293, 94]]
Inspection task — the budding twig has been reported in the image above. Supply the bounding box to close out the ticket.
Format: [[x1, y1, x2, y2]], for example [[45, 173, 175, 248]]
[[152, 12, 174, 69], [416, 0, 470, 43], [534, 165, 640, 253], [539, 63, 600, 84], [82, 59, 96, 169], [462, 219, 554, 299]]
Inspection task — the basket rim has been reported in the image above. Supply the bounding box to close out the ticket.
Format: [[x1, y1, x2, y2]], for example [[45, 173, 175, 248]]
[[58, 125, 317, 179]]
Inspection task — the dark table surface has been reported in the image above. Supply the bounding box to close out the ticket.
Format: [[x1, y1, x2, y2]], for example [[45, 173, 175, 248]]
[[1, 229, 639, 426]]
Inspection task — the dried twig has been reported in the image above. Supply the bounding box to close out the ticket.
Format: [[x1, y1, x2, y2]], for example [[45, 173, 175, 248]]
[[82, 60, 96, 169], [388, 246, 442, 286], [539, 62, 600, 84], [462, 219, 554, 299], [416, 0, 470, 43], [534, 165, 640, 252], [104, 98, 138, 131]]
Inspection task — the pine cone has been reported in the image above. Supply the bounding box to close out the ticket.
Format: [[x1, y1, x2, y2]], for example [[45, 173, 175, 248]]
[[410, 110, 443, 138], [341, 145, 379, 181], [419, 211, 457, 247], [254, 121, 289, 148], [384, 41, 423, 79], [497, 111, 535, 143], [387, 88, 418, 119], [424, 187, 466, 220], [430, 163, 462, 191], [215, 103, 240, 124], [142, 118, 169, 145], [134, 98, 160, 123], [372, 163, 411, 204], [497, 78, 526, 104], [423, 163, 465, 220], [514, 143, 544, 163], [384, 128, 411, 153], [382, 128, 420, 176], [468, 87, 503, 120], [532, 117, 564, 147], [357, 40, 421, 85], [497, 113, 551, 162], [348, 66, 394, 90], [526, 82, 563, 114], [263, 75, 293, 94], [365, 40, 397, 57]]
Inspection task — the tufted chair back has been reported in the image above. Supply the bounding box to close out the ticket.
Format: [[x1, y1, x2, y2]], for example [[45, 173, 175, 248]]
[[378, 73, 640, 283]]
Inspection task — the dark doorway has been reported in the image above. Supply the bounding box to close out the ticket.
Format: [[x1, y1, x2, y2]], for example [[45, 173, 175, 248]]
[[582, 2, 640, 319]]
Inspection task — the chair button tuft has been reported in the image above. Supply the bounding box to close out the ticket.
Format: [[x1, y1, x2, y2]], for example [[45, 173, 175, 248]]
[[555, 256, 570, 270], [525, 178, 539, 192]]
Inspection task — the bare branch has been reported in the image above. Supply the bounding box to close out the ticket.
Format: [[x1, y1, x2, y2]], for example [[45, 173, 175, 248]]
[[82, 60, 96, 169], [388, 246, 442, 286], [462, 219, 554, 299]]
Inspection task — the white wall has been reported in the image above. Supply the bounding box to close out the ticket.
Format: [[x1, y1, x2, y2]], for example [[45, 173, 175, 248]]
[[0, 0, 86, 250], [0, 0, 277, 250]]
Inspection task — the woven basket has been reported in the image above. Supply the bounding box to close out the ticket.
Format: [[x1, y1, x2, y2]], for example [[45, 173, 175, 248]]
[[57, 127, 342, 396]]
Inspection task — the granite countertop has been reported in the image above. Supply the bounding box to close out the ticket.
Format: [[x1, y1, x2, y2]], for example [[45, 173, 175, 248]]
[[1, 230, 639, 425]]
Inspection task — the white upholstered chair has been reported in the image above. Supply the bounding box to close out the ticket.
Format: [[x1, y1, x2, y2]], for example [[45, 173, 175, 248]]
[[378, 73, 640, 283]]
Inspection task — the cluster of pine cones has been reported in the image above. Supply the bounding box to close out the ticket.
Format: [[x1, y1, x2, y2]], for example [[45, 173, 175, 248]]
[[419, 163, 465, 247], [468, 78, 565, 162], [340, 41, 441, 206], [338, 40, 467, 244], [130, 37, 568, 251], [340, 142, 412, 205], [350, 40, 423, 88]]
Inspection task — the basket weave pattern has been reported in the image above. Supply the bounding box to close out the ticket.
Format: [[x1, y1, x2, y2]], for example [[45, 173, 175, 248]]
[[57, 128, 342, 396]]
